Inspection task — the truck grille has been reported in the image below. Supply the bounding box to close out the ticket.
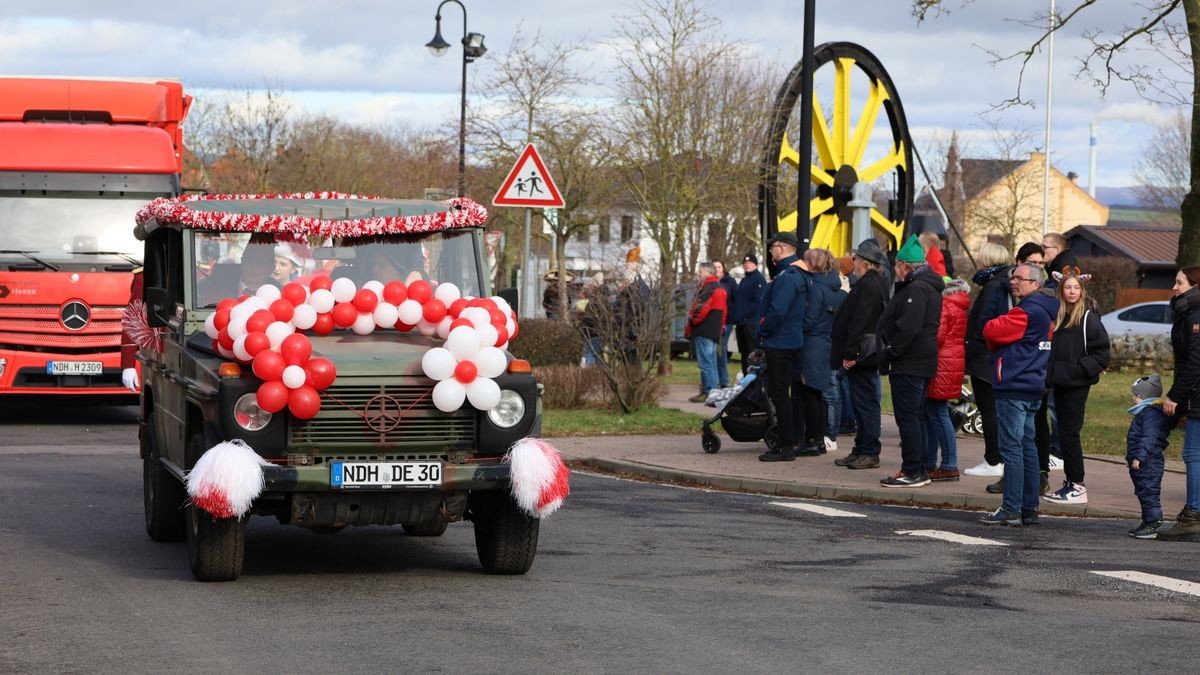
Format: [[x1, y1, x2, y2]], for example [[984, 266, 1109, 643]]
[[290, 383, 477, 449], [0, 305, 123, 352]]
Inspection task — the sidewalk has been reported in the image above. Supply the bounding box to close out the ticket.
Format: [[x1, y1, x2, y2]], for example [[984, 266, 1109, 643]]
[[555, 385, 1189, 520]]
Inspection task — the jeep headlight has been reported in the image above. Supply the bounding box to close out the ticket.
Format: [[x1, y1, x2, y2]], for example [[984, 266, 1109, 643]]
[[233, 393, 272, 431], [487, 389, 525, 428]]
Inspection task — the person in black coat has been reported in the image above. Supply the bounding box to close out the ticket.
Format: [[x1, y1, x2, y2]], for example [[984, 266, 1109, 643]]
[[1160, 265, 1200, 541], [829, 238, 889, 469], [1041, 232, 1078, 290], [733, 253, 766, 374]]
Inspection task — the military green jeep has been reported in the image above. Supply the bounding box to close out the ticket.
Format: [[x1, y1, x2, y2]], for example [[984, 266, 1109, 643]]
[[135, 195, 543, 581]]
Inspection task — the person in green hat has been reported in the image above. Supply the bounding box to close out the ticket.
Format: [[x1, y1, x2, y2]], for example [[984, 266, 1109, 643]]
[[876, 234, 944, 487]]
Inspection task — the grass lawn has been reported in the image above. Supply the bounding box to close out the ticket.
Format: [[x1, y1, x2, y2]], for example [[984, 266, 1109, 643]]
[[542, 406, 713, 437]]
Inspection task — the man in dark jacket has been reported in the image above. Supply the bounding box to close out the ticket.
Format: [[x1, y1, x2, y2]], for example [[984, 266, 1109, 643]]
[[830, 238, 889, 469], [733, 253, 766, 374], [685, 262, 728, 403], [877, 234, 944, 487], [1041, 232, 1078, 290], [714, 260, 738, 388], [979, 264, 1060, 526], [757, 232, 808, 461]]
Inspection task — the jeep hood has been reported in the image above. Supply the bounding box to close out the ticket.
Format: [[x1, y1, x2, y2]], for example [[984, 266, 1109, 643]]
[[307, 333, 437, 377]]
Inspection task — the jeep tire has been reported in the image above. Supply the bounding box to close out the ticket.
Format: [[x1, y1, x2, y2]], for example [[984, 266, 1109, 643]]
[[185, 434, 246, 582], [472, 493, 539, 575], [402, 521, 449, 537], [143, 410, 186, 542]]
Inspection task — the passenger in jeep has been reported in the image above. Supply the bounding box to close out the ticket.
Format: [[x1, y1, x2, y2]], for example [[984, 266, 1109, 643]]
[[197, 243, 278, 305]]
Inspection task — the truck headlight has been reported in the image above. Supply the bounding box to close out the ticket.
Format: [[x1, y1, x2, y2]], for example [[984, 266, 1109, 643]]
[[487, 389, 525, 428], [233, 393, 272, 431]]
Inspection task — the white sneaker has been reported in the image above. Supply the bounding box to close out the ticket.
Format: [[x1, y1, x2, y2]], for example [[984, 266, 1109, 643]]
[[1043, 481, 1087, 504], [824, 436, 838, 453], [963, 460, 1003, 477], [1048, 455, 1064, 471]]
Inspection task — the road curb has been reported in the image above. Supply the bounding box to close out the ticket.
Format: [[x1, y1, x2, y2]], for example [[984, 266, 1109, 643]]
[[573, 457, 1140, 520]]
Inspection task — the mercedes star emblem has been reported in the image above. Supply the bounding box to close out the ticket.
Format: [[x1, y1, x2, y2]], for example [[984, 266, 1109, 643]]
[[363, 394, 404, 433], [59, 300, 90, 331]]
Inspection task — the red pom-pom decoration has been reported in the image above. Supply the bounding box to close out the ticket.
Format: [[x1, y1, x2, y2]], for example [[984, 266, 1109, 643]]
[[332, 302, 358, 328], [280, 333, 313, 366], [408, 280, 433, 304], [454, 360, 478, 383], [309, 275, 333, 291], [383, 280, 408, 305], [422, 298, 447, 323], [256, 380, 290, 413], [252, 349, 285, 381]]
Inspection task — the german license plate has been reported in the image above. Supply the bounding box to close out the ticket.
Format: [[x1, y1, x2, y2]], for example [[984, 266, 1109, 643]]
[[46, 361, 103, 376], [330, 461, 442, 489]]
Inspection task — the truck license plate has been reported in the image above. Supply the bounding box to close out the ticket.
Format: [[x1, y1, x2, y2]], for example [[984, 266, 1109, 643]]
[[330, 461, 443, 489], [46, 361, 103, 376]]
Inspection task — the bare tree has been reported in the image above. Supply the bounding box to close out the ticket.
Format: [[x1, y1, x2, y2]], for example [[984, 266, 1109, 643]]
[[216, 86, 296, 193], [962, 121, 1050, 254], [1135, 109, 1189, 214]]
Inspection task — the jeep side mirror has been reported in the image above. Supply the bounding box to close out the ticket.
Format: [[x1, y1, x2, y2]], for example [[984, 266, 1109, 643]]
[[497, 287, 519, 315], [145, 286, 171, 328]]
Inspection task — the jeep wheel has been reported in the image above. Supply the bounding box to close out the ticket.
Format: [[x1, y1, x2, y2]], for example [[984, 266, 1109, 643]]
[[144, 411, 186, 542], [402, 521, 449, 537], [186, 503, 246, 582], [472, 493, 539, 575]]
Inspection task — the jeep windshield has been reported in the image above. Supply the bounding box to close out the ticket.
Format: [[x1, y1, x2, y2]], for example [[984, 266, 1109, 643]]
[[191, 230, 484, 309]]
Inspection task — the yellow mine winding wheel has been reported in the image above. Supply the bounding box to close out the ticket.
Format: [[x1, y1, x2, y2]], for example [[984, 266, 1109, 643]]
[[760, 42, 914, 257]]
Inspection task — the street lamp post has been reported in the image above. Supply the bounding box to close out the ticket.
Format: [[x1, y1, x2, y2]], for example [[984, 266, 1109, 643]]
[[425, 0, 486, 198]]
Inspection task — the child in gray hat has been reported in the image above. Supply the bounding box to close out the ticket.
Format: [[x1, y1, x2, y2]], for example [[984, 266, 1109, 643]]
[[1126, 374, 1172, 538]]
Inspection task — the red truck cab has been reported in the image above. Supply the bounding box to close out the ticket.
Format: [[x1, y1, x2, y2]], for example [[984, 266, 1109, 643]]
[[0, 77, 190, 396]]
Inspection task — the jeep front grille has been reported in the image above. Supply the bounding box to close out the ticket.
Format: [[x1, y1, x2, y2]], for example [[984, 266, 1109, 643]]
[[290, 383, 477, 449]]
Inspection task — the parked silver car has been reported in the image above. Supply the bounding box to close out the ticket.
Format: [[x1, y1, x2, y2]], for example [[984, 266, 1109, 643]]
[[1100, 301, 1172, 336]]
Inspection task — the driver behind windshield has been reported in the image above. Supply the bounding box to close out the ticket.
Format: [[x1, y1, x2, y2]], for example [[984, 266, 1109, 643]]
[[197, 241, 279, 305]]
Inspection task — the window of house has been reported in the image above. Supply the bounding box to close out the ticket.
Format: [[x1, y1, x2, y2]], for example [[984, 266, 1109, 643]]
[[620, 215, 634, 241]]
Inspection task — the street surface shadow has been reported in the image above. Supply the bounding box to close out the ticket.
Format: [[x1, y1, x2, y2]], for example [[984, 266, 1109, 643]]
[[0, 397, 138, 424]]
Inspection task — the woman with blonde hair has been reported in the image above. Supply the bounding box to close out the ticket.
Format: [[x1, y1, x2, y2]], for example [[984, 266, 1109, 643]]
[[962, 241, 1016, 478], [1043, 267, 1110, 504]]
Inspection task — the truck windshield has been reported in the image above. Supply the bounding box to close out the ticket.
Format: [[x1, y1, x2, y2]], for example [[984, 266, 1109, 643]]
[[191, 230, 484, 308], [0, 193, 164, 259]]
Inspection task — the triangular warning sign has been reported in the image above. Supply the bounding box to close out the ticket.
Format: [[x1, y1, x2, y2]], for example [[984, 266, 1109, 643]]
[[492, 143, 565, 208]]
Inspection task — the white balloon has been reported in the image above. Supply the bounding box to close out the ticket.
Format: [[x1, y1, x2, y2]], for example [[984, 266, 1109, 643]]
[[446, 326, 481, 360], [331, 277, 357, 303], [421, 347, 457, 381], [216, 344, 236, 359], [490, 296, 511, 313], [433, 282, 461, 305], [476, 323, 499, 349], [431, 378, 466, 413], [505, 317, 516, 335], [229, 302, 254, 323], [373, 302, 398, 328], [255, 284, 281, 302], [282, 364, 307, 389], [416, 319, 438, 336], [352, 313, 376, 335], [291, 303, 318, 330], [308, 289, 335, 314], [466, 377, 502, 410], [242, 296, 269, 313], [232, 334, 251, 362], [474, 347, 508, 379], [397, 299, 423, 325], [266, 321, 294, 348], [204, 313, 219, 339], [436, 317, 453, 339], [362, 280, 385, 296], [227, 317, 249, 340]]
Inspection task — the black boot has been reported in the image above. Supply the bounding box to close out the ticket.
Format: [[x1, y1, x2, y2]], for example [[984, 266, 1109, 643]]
[[1158, 507, 1200, 542], [986, 477, 1003, 494]]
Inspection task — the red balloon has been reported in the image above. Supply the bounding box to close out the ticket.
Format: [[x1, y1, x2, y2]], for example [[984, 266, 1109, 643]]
[[423, 298, 447, 323], [288, 385, 321, 419], [449, 318, 474, 332], [270, 298, 295, 323], [454, 360, 478, 383], [477, 298, 498, 311], [217, 329, 234, 350], [493, 325, 509, 347], [246, 309, 274, 334], [509, 318, 519, 340], [488, 308, 507, 325], [449, 298, 468, 318], [383, 280, 408, 304], [309, 275, 333, 291], [352, 289, 378, 313], [394, 320, 416, 332], [408, 280, 433, 304], [256, 380, 289, 413], [332, 302, 358, 327], [244, 331, 271, 357], [281, 282, 307, 306], [252, 349, 285, 381], [311, 312, 335, 335], [280, 333, 313, 366], [217, 298, 238, 313], [213, 308, 231, 331], [305, 357, 337, 390], [466, 298, 485, 308]]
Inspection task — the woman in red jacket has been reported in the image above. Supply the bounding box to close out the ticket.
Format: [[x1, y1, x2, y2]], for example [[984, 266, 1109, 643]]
[[925, 278, 970, 480]]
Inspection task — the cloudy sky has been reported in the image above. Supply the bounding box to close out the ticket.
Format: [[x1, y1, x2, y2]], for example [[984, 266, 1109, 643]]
[[0, 0, 1186, 189]]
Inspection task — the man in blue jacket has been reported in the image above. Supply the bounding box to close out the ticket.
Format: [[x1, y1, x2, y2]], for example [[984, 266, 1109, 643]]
[[733, 253, 767, 374], [757, 232, 808, 462], [980, 264, 1060, 526]]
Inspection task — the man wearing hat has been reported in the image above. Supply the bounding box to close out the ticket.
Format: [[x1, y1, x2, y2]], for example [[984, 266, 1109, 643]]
[[829, 238, 890, 469], [732, 252, 767, 374], [757, 231, 810, 461], [876, 234, 944, 487]]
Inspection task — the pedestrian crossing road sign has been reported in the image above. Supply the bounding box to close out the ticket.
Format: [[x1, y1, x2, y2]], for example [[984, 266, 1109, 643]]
[[492, 143, 565, 208]]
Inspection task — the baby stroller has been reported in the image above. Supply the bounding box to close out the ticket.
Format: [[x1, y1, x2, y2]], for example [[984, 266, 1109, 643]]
[[949, 382, 982, 435], [700, 350, 783, 454]]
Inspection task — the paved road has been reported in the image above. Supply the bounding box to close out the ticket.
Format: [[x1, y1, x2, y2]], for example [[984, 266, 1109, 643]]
[[1, 430, 1197, 672]]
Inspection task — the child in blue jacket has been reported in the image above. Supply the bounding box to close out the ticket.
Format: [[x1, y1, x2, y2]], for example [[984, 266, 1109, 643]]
[[1126, 374, 1173, 539]]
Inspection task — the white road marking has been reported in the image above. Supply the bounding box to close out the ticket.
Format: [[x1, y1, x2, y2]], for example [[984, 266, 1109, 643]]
[[895, 530, 1008, 546], [1092, 571, 1200, 597], [769, 501, 867, 518]]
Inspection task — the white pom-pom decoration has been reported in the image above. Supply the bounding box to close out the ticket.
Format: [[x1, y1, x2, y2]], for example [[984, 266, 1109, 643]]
[[331, 277, 357, 303], [232, 335, 251, 362], [397, 299, 423, 325], [436, 317, 453, 339], [432, 378, 466, 412], [373, 302, 398, 328], [291, 303, 317, 330], [474, 347, 508, 379], [362, 280, 385, 296], [282, 364, 307, 389], [308, 289, 335, 314], [445, 326, 480, 360], [416, 319, 438, 336], [466, 377, 501, 410], [352, 312, 376, 335], [433, 282, 461, 305], [505, 437, 570, 519], [421, 347, 457, 381], [186, 439, 274, 519], [255, 284, 282, 302], [204, 313, 219, 339], [265, 321, 294, 348]]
